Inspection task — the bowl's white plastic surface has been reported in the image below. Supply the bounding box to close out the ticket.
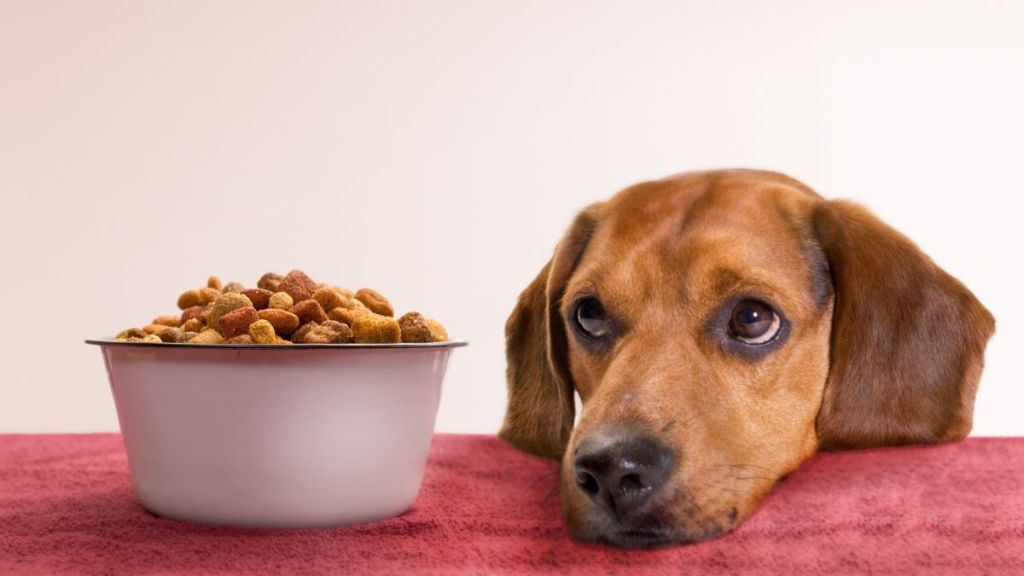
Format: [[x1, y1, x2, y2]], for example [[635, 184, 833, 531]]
[[94, 343, 460, 528]]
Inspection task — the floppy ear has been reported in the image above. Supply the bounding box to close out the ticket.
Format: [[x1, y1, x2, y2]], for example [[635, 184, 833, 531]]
[[499, 206, 602, 460], [813, 200, 995, 450]]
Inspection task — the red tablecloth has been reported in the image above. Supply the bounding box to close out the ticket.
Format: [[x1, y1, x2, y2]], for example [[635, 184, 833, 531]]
[[1, 434, 1022, 575]]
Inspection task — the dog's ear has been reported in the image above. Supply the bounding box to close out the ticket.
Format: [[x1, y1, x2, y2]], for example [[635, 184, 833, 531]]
[[812, 200, 995, 450], [499, 206, 602, 460]]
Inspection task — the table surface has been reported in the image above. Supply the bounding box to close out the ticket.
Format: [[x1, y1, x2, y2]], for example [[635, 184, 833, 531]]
[[1, 433, 1022, 575]]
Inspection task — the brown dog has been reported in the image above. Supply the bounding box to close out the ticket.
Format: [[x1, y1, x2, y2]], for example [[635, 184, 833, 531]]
[[500, 169, 994, 548]]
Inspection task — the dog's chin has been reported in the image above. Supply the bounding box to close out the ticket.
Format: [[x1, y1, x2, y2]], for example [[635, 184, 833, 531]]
[[570, 511, 729, 549], [594, 528, 682, 549]]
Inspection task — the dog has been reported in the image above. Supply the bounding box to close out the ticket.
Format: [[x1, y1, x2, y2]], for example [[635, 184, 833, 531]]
[[499, 169, 994, 548]]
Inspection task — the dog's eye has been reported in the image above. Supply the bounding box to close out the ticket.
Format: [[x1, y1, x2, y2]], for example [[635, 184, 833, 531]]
[[729, 300, 780, 344], [574, 296, 611, 339]]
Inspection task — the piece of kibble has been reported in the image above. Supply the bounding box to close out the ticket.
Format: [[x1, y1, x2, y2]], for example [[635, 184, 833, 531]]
[[207, 276, 222, 290], [208, 293, 253, 332], [199, 287, 221, 304], [177, 288, 217, 309], [225, 334, 253, 344], [278, 269, 317, 302], [274, 336, 293, 344], [295, 321, 354, 344], [295, 327, 329, 344], [218, 306, 259, 338], [143, 324, 171, 335], [323, 320, 354, 343], [181, 306, 205, 323], [115, 328, 147, 340], [157, 327, 184, 343], [180, 317, 204, 333], [248, 319, 276, 344], [345, 296, 368, 311], [291, 299, 328, 325], [223, 281, 245, 294], [257, 272, 283, 292], [354, 288, 393, 316], [398, 312, 433, 343], [152, 314, 181, 327], [177, 289, 203, 310], [426, 318, 448, 342], [143, 334, 162, 343], [241, 288, 273, 310], [257, 308, 300, 336], [189, 329, 225, 344], [268, 291, 293, 310], [290, 321, 318, 343], [334, 286, 354, 298], [312, 287, 346, 312], [328, 306, 369, 326], [178, 331, 199, 342], [351, 314, 401, 343]]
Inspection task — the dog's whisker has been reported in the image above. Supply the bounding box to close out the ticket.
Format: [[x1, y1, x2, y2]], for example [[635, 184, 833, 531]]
[[712, 463, 775, 473], [527, 470, 561, 489], [542, 484, 561, 502]]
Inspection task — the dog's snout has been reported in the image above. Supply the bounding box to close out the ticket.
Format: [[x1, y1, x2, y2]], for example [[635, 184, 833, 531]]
[[573, 436, 675, 519]]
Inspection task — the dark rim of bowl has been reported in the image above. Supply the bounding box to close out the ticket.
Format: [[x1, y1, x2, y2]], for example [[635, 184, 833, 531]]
[[85, 338, 467, 350]]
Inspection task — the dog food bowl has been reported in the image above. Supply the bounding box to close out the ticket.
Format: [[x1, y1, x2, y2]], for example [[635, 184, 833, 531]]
[[86, 339, 465, 528]]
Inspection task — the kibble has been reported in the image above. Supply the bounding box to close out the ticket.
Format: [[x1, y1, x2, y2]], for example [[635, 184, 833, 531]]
[[180, 318, 204, 333], [208, 293, 253, 332], [152, 314, 181, 327], [312, 287, 346, 312], [181, 306, 205, 323], [268, 292, 294, 310], [241, 288, 273, 310], [328, 306, 369, 326], [157, 327, 184, 343], [248, 319, 276, 344], [258, 308, 300, 337], [278, 270, 317, 302], [291, 299, 328, 325], [257, 272, 283, 292], [190, 329, 224, 344], [354, 288, 393, 316], [398, 312, 433, 343], [219, 307, 259, 338], [351, 314, 401, 343], [111, 269, 449, 345]]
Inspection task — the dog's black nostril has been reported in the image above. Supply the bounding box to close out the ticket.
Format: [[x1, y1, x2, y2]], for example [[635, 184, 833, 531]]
[[573, 436, 675, 519], [576, 470, 600, 496], [619, 473, 644, 493]]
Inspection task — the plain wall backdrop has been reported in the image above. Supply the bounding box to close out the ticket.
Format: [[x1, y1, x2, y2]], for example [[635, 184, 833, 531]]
[[1, 1, 1021, 435]]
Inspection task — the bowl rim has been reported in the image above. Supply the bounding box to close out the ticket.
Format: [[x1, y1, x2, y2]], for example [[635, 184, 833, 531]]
[[85, 338, 468, 350]]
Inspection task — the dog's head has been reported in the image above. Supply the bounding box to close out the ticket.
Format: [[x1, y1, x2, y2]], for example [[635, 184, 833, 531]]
[[500, 170, 994, 548]]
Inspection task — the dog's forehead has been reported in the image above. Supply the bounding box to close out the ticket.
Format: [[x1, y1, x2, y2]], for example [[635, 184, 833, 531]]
[[575, 171, 822, 309], [597, 172, 815, 255]]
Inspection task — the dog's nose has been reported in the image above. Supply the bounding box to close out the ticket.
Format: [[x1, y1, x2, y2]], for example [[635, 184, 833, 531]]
[[573, 436, 675, 519]]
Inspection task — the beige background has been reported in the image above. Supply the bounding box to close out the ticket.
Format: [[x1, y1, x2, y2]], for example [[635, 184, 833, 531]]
[[1, 1, 1021, 435]]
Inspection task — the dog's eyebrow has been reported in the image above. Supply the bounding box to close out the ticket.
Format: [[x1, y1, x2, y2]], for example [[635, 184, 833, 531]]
[[775, 202, 832, 310], [709, 267, 782, 298], [712, 268, 743, 295], [802, 239, 832, 309]]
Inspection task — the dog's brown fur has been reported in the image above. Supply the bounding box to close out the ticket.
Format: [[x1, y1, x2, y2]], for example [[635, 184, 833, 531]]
[[500, 170, 994, 547]]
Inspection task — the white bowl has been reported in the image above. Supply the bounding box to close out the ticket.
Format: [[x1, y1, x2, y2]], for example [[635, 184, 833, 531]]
[[87, 339, 465, 528]]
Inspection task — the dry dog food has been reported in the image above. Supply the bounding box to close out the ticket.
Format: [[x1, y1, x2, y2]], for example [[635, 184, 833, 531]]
[[114, 270, 449, 345]]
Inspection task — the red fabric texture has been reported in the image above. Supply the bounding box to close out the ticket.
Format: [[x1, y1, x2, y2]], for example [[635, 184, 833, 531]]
[[1, 433, 1022, 575]]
